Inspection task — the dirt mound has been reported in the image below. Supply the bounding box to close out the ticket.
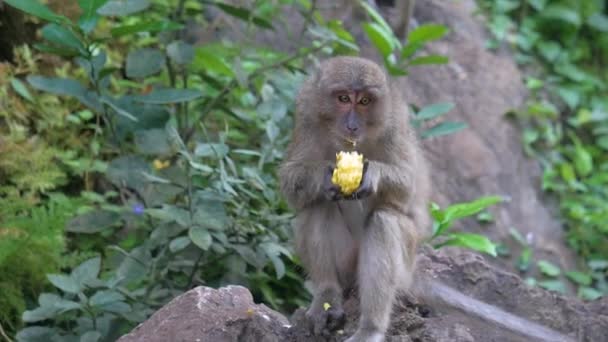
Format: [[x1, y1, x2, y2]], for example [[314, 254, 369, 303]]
[[117, 248, 608, 342]]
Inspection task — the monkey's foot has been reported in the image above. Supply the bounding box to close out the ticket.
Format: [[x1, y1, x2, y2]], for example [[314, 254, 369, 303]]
[[344, 329, 385, 342], [304, 304, 346, 336]]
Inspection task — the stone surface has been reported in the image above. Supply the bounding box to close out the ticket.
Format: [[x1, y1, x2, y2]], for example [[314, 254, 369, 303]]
[[117, 248, 608, 342], [116, 285, 289, 342]]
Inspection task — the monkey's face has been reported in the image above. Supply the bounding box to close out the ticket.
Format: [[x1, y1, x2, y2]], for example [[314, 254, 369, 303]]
[[314, 56, 390, 148]]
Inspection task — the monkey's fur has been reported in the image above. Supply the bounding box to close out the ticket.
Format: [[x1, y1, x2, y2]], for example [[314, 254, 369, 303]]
[[278, 56, 577, 342], [279, 56, 430, 342]]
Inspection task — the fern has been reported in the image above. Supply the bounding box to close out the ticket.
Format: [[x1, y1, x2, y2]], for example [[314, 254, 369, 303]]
[[0, 193, 82, 336]]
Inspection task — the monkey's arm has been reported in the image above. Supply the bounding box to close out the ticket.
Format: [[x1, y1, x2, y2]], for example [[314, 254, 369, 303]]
[[363, 160, 413, 199], [278, 159, 333, 210]]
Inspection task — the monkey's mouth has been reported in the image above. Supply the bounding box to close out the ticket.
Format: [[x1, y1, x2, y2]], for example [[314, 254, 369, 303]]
[[344, 136, 359, 148]]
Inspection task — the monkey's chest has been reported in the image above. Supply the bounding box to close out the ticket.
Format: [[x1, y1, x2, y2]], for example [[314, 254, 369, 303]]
[[335, 199, 373, 237]]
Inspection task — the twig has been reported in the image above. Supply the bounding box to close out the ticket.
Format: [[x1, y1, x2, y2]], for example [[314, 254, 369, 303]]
[[0, 322, 13, 342]]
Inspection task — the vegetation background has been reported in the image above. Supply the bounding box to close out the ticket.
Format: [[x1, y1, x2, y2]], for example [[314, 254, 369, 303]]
[[0, 0, 605, 341]]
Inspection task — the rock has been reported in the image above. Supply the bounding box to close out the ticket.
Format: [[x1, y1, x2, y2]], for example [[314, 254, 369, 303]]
[[117, 249, 608, 342], [116, 285, 289, 342]]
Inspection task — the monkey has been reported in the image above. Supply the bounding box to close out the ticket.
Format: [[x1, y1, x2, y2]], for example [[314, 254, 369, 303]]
[[278, 56, 578, 342], [278, 55, 431, 342]]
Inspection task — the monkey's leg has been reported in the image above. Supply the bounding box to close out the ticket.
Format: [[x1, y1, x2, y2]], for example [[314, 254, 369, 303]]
[[346, 209, 412, 342], [294, 206, 355, 335]]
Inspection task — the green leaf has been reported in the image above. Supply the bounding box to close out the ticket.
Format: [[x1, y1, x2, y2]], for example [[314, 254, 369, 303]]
[[588, 260, 608, 270], [587, 13, 608, 32], [100, 96, 139, 122], [537, 280, 567, 294], [90, 290, 125, 307], [578, 287, 603, 301], [194, 143, 229, 158], [111, 20, 183, 37], [518, 248, 532, 272], [169, 236, 191, 253], [362, 22, 394, 58], [16, 327, 57, 341], [125, 48, 165, 78], [211, 1, 274, 29], [167, 41, 195, 65], [135, 89, 202, 104], [476, 211, 494, 223], [71, 257, 101, 287], [359, 0, 394, 36], [193, 47, 234, 77], [537, 260, 560, 277], [99, 301, 131, 314], [53, 298, 81, 313], [27, 75, 86, 98], [527, 0, 547, 11], [408, 55, 449, 66], [10, 78, 34, 102], [268, 254, 286, 279], [47, 274, 81, 294], [3, 0, 66, 23], [443, 196, 503, 222], [407, 24, 449, 45], [78, 0, 108, 21], [40, 23, 86, 55], [421, 121, 468, 139], [22, 306, 59, 323], [556, 86, 580, 109], [97, 0, 150, 16], [573, 144, 593, 177], [565, 271, 592, 286], [437, 233, 497, 257], [537, 41, 562, 62], [401, 42, 423, 59], [415, 102, 454, 120], [189, 226, 212, 250], [541, 4, 581, 26], [134, 129, 172, 155], [66, 210, 120, 233], [106, 155, 151, 192], [559, 163, 576, 183]]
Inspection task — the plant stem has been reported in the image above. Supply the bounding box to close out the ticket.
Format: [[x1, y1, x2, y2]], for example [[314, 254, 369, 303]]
[[0, 322, 13, 342]]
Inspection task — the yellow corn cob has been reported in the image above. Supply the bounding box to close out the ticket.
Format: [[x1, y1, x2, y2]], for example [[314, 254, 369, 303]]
[[331, 151, 364, 195]]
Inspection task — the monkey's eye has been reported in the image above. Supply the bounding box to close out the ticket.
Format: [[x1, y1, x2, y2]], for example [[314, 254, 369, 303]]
[[359, 97, 372, 106], [338, 95, 350, 103]]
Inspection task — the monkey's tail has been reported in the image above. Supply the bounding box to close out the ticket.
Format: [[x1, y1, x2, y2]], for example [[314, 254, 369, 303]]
[[416, 278, 577, 342]]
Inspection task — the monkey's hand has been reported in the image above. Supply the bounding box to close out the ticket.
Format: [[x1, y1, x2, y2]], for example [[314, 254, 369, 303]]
[[323, 165, 344, 201], [344, 160, 373, 200]]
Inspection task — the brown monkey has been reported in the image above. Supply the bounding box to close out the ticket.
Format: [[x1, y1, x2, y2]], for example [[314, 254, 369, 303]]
[[278, 56, 431, 342]]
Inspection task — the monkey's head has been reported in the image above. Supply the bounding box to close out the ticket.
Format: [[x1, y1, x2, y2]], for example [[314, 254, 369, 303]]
[[309, 56, 392, 147]]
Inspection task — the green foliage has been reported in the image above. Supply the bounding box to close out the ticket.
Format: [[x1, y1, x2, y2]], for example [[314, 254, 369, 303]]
[[1, 0, 480, 340], [0, 194, 83, 335], [479, 0, 608, 299], [428, 196, 503, 257]]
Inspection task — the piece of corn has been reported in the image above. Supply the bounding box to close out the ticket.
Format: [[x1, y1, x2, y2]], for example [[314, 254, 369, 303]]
[[331, 151, 364, 195]]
